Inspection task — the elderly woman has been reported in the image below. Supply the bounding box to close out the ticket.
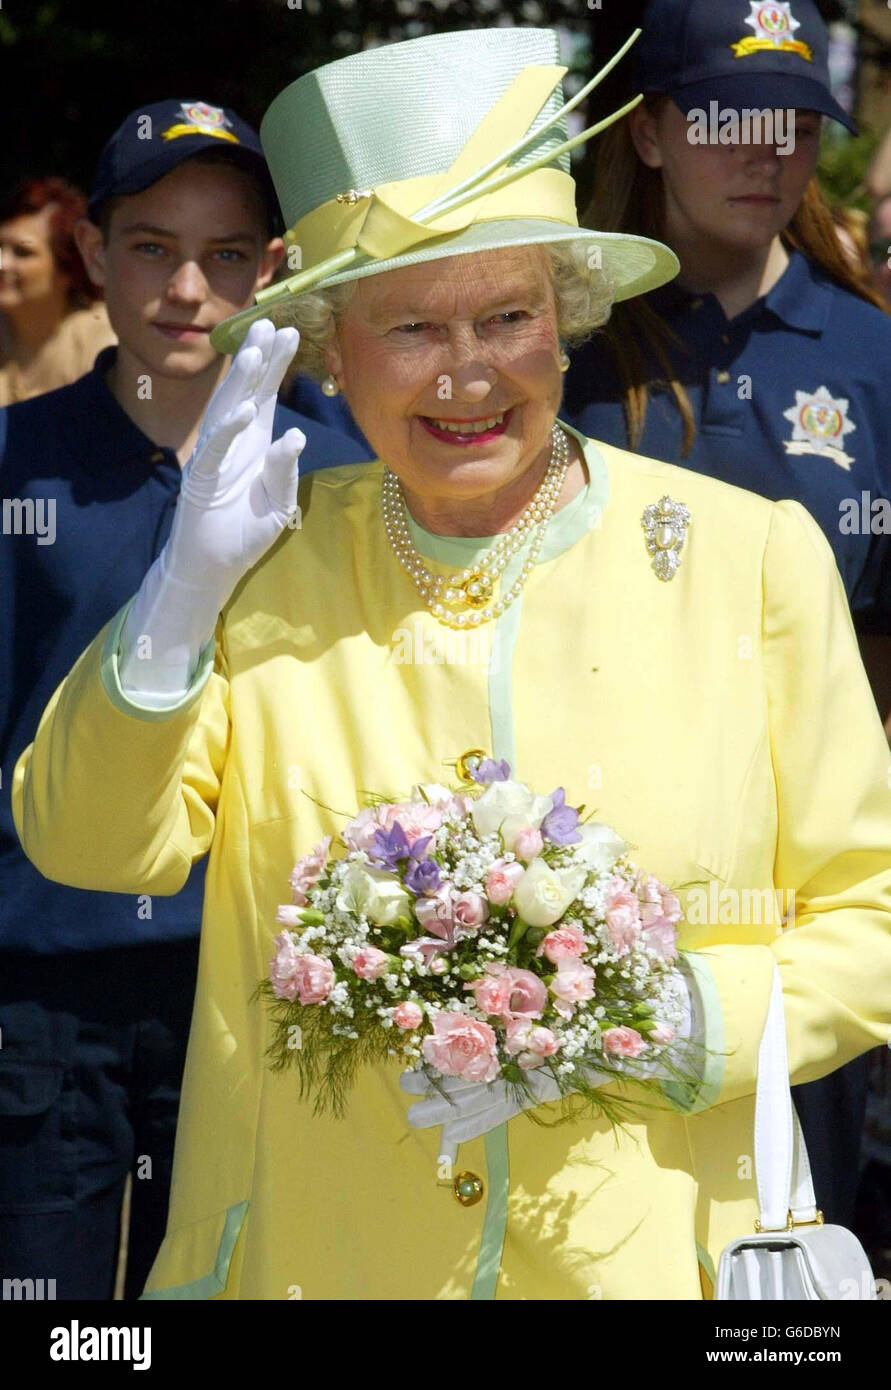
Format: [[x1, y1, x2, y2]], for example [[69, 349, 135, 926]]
[[12, 29, 891, 1301]]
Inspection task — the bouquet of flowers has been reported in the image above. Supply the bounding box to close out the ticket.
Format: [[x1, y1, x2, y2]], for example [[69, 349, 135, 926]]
[[262, 759, 694, 1119]]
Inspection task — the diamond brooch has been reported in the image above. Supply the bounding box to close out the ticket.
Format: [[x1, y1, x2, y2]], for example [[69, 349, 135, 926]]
[[641, 495, 691, 581]]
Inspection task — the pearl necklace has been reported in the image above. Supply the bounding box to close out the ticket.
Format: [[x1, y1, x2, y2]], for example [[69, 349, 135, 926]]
[[381, 424, 571, 630]]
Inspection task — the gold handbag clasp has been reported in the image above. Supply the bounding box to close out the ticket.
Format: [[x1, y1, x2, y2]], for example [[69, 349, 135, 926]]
[[755, 1208, 824, 1233]]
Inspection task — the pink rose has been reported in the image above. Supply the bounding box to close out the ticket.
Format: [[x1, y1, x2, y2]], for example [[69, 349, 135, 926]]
[[352, 946, 390, 980], [392, 1001, 424, 1030], [270, 934, 335, 1005], [381, 800, 444, 845], [467, 965, 515, 1017], [429, 957, 449, 976], [293, 953, 336, 1005], [603, 1025, 645, 1059], [649, 1021, 676, 1045], [514, 827, 544, 862], [288, 835, 331, 905], [342, 807, 381, 853], [537, 924, 587, 964], [276, 904, 304, 928], [604, 876, 641, 955], [422, 1012, 500, 1082], [269, 930, 302, 1001], [504, 1017, 561, 1069], [504, 967, 548, 1018], [548, 959, 596, 1018], [414, 886, 454, 939], [453, 891, 488, 931], [399, 936, 449, 967], [484, 859, 524, 906], [343, 802, 442, 854], [636, 874, 681, 961], [637, 874, 682, 926], [643, 920, 679, 962]]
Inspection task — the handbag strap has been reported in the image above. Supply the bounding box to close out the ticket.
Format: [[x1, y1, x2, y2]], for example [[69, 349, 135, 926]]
[[753, 964, 819, 1230]]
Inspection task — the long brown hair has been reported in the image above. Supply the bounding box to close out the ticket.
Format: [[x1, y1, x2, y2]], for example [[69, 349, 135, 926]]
[[583, 98, 888, 455]]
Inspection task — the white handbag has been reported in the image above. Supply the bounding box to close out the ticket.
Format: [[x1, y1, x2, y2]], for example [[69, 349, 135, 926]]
[[716, 964, 876, 1300]]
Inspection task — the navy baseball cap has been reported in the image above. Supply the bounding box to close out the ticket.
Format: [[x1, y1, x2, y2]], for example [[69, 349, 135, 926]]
[[87, 98, 282, 229], [635, 0, 857, 134]]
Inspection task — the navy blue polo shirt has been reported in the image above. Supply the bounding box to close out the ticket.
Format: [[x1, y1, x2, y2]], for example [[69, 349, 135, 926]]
[[0, 347, 373, 953], [563, 250, 891, 633]]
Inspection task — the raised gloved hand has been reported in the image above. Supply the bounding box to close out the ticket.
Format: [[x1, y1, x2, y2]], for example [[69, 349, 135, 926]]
[[119, 319, 304, 701]]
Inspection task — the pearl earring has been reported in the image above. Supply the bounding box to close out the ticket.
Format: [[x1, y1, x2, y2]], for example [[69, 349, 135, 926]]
[[321, 374, 340, 397], [559, 351, 570, 373]]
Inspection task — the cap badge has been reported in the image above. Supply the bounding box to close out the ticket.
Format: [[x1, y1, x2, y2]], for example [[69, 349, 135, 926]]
[[734, 3, 812, 61], [781, 386, 856, 470], [641, 495, 691, 581], [162, 102, 239, 143]]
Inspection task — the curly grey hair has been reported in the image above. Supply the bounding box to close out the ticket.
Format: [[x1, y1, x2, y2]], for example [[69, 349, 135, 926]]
[[278, 240, 614, 382]]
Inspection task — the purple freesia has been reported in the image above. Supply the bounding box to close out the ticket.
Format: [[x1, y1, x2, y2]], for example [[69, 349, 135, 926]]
[[368, 821, 412, 869], [471, 758, 511, 784], [368, 822, 434, 874], [404, 857, 442, 896], [540, 788, 582, 845]]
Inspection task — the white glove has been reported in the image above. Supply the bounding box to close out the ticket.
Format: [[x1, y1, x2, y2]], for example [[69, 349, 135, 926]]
[[118, 319, 304, 702], [400, 1067, 564, 1169], [401, 965, 701, 1165]]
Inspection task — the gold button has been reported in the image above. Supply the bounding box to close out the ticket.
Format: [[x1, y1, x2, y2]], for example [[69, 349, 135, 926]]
[[716, 370, 731, 384], [453, 1171, 484, 1206], [690, 297, 703, 310], [456, 749, 488, 783], [721, 333, 729, 345]]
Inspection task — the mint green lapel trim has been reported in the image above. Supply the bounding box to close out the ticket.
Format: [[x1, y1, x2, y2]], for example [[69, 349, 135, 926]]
[[139, 1201, 248, 1301], [405, 421, 608, 568], [471, 1126, 510, 1300], [466, 547, 532, 1302]]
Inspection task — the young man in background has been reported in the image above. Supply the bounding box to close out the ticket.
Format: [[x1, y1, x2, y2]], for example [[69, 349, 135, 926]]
[[0, 99, 370, 1299]]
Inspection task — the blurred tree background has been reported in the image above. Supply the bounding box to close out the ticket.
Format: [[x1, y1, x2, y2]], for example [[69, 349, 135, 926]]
[[0, 0, 887, 210]]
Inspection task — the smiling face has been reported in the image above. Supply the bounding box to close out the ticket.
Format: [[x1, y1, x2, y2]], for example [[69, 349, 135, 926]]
[[76, 159, 281, 381], [323, 245, 565, 524], [630, 98, 821, 256], [0, 206, 69, 317]]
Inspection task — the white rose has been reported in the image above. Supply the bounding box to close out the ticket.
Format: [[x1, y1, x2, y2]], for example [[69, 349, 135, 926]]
[[471, 779, 553, 842], [514, 858, 587, 928], [572, 822, 630, 872], [335, 864, 412, 925]]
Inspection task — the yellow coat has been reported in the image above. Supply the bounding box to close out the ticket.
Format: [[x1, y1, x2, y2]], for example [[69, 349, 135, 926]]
[[13, 427, 891, 1300]]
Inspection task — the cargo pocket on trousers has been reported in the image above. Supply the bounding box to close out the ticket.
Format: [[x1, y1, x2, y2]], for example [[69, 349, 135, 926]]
[[140, 1201, 248, 1300], [0, 1061, 76, 1213]]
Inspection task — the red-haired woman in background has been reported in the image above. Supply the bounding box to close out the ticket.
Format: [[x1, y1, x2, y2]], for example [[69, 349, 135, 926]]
[[0, 176, 116, 405]]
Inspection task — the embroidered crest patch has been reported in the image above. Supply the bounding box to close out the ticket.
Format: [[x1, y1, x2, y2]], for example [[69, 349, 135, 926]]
[[781, 386, 856, 470], [161, 102, 239, 143], [733, 3, 813, 61]]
